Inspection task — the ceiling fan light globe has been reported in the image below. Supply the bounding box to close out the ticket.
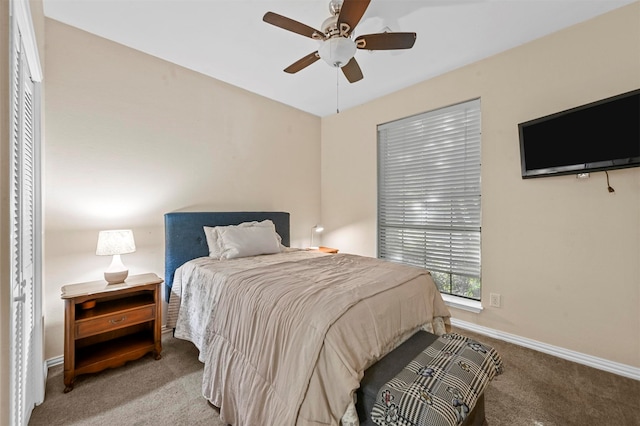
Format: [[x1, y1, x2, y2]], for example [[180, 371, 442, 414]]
[[318, 37, 356, 68]]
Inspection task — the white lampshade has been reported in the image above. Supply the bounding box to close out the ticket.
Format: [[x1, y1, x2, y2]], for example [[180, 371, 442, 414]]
[[96, 230, 136, 284], [96, 230, 136, 255], [318, 37, 356, 67]]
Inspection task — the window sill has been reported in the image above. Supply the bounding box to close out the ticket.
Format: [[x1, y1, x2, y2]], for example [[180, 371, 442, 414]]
[[442, 294, 483, 314]]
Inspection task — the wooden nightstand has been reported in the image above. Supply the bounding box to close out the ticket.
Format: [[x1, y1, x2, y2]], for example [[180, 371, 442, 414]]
[[61, 273, 163, 392]]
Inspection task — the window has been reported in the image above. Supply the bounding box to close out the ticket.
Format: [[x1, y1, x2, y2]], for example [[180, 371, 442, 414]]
[[377, 99, 481, 300]]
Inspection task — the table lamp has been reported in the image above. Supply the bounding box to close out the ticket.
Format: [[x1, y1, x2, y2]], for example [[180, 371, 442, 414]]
[[310, 224, 324, 249], [96, 229, 136, 284]]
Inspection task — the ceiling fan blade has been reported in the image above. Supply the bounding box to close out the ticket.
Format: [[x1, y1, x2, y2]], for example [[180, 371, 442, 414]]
[[337, 0, 371, 34], [284, 52, 320, 74], [341, 57, 363, 83], [356, 32, 417, 50], [263, 11, 324, 39]]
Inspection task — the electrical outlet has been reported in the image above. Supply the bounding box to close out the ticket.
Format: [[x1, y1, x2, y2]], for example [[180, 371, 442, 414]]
[[490, 293, 501, 308]]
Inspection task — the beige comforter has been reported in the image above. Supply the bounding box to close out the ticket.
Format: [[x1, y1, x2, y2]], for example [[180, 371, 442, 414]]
[[168, 251, 450, 426]]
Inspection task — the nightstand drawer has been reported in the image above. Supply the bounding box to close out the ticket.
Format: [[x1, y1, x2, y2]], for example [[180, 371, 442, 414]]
[[75, 305, 155, 339]]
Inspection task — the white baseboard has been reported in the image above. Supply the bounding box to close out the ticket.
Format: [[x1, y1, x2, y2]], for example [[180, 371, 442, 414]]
[[451, 318, 640, 381], [46, 355, 63, 369]]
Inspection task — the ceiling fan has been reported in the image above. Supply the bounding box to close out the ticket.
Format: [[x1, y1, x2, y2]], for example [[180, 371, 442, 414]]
[[263, 0, 417, 83]]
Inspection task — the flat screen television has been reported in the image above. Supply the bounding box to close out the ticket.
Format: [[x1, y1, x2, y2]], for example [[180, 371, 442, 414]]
[[518, 89, 640, 178]]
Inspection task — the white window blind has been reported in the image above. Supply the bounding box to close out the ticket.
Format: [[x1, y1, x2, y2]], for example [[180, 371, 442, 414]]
[[377, 99, 481, 300]]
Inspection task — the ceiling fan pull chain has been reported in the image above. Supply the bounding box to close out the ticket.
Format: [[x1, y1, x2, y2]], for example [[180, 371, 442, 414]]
[[336, 66, 340, 114]]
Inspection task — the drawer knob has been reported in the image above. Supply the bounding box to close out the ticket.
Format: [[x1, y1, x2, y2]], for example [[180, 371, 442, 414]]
[[109, 316, 127, 324]]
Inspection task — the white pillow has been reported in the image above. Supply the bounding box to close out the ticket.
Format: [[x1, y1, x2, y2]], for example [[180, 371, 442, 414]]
[[218, 224, 282, 259], [204, 220, 282, 259], [252, 220, 283, 245], [203, 225, 224, 258]]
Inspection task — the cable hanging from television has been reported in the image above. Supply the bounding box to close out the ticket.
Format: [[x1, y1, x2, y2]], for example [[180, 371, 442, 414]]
[[605, 170, 615, 194]]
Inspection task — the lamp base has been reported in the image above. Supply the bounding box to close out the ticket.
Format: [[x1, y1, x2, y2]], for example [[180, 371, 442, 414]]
[[104, 270, 128, 285]]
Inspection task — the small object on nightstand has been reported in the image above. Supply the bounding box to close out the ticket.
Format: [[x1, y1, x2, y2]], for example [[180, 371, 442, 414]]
[[317, 246, 338, 254], [61, 273, 163, 393], [80, 300, 96, 310]]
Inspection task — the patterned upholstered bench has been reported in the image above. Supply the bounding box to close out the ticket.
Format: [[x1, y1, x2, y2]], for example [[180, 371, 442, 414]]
[[356, 331, 492, 426]]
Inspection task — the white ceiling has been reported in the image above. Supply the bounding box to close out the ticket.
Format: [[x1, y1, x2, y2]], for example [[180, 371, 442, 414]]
[[42, 0, 635, 117]]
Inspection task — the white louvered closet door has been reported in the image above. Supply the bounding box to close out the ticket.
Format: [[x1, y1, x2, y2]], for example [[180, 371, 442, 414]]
[[10, 10, 42, 425]]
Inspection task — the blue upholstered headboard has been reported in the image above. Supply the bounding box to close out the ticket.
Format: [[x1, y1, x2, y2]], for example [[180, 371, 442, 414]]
[[164, 211, 290, 302]]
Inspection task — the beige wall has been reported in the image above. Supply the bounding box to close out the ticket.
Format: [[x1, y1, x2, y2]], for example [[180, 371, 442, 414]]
[[43, 20, 321, 359], [321, 3, 640, 367]]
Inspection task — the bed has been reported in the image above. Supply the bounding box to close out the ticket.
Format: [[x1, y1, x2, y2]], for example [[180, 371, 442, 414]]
[[164, 212, 498, 426]]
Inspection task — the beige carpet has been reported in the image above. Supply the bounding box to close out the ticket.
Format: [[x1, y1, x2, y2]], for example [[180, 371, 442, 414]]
[[30, 334, 225, 426], [29, 329, 639, 425]]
